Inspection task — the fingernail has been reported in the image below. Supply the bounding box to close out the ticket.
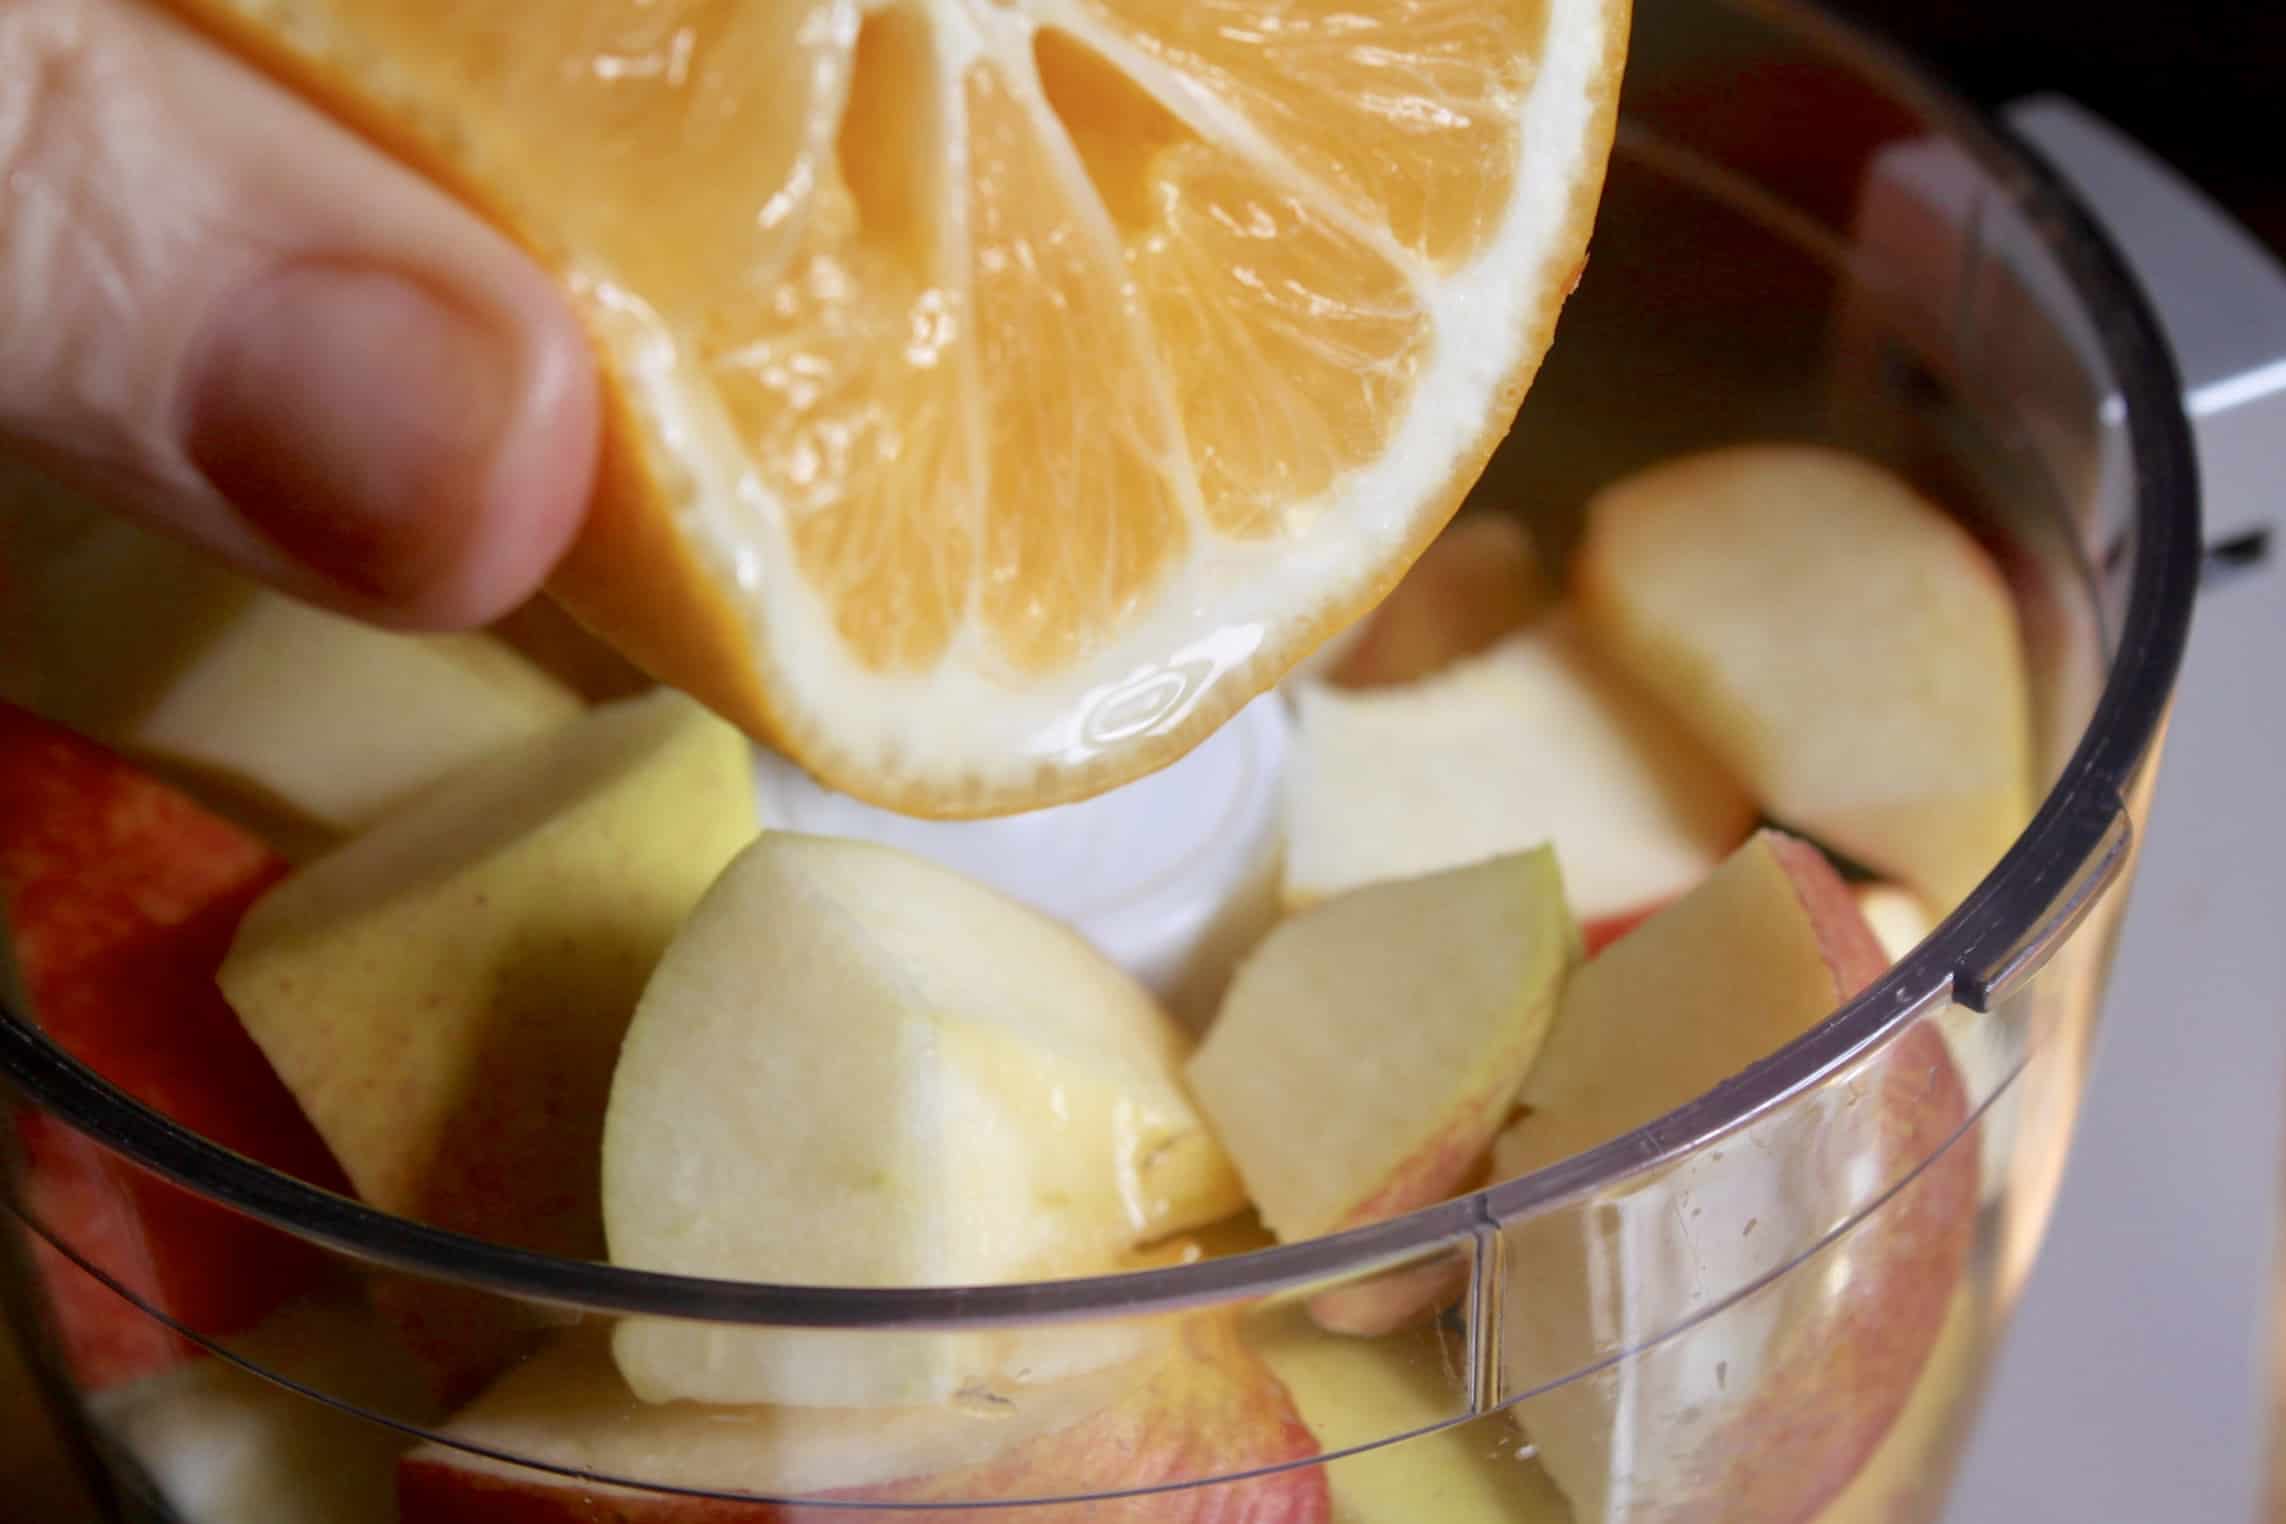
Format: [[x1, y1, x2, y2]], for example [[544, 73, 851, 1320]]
[[184, 262, 514, 605]]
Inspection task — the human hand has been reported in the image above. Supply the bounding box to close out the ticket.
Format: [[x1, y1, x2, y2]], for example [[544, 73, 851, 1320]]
[[0, 0, 599, 628]]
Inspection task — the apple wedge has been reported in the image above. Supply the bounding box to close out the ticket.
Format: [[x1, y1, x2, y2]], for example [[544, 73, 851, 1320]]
[[1855, 881, 2015, 1203], [396, 1317, 1328, 1522], [1330, 514, 1553, 689], [91, 1294, 437, 1524], [1192, 848, 1575, 1244], [1574, 443, 2034, 908], [0, 705, 348, 1388], [1500, 832, 1885, 1158], [0, 516, 579, 840], [218, 691, 756, 1397], [219, 690, 756, 1258], [1188, 848, 1576, 1333], [602, 833, 1245, 1408], [1283, 620, 1754, 947], [1493, 832, 1977, 1524], [1252, 1307, 1572, 1522]]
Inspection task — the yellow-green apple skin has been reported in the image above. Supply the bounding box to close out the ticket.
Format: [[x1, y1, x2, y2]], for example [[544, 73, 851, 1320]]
[[0, 515, 580, 838], [218, 689, 756, 1256], [394, 1317, 1329, 1522], [1252, 1307, 1573, 1522], [1493, 832, 1977, 1523], [602, 832, 1245, 1409], [1574, 444, 2033, 908], [219, 690, 757, 1397], [1282, 619, 1754, 945], [1188, 848, 1577, 1333]]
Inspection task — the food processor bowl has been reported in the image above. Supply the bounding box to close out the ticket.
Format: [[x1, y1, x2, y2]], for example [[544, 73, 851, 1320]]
[[0, 0, 2223, 1518]]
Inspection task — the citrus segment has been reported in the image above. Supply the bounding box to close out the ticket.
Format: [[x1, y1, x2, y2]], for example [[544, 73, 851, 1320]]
[[1072, 0, 1543, 268], [965, 62, 1193, 674], [1135, 146, 1432, 540], [297, 0, 849, 307], [707, 186, 977, 677], [160, 0, 1628, 815]]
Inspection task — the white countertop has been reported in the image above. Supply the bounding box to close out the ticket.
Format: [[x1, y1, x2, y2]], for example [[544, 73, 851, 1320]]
[[1943, 519, 2285, 1524]]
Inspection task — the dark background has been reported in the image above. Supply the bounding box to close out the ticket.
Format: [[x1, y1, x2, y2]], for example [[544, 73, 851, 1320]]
[[1827, 0, 2285, 255]]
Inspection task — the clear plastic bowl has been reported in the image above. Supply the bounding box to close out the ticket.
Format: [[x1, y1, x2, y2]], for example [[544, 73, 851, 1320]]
[[0, 0, 2199, 1518]]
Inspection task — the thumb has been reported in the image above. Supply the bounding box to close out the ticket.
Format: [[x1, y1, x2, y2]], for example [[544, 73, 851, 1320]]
[[0, 0, 598, 629]]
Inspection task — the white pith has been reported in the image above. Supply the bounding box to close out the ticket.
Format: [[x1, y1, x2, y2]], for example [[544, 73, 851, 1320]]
[[591, 0, 1618, 805]]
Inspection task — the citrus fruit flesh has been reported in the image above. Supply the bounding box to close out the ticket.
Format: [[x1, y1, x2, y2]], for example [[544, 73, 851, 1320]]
[[163, 0, 1628, 816]]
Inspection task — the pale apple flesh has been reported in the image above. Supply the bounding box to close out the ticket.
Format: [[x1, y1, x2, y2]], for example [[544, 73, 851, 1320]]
[[1494, 832, 1977, 1524], [1283, 618, 1756, 938], [0, 705, 347, 1388], [396, 1317, 1329, 1523], [1505, 833, 1885, 1137], [91, 1294, 440, 1524], [602, 832, 1243, 1409], [1251, 1307, 1572, 1522], [1853, 882, 1939, 965], [1574, 444, 2034, 909], [0, 515, 581, 841], [1188, 848, 1576, 1338], [1190, 849, 1573, 1235]]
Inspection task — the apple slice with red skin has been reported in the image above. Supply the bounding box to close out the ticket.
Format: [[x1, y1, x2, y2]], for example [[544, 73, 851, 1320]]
[[1188, 850, 1577, 1337], [1494, 832, 1977, 1524], [1574, 444, 2034, 910], [1283, 619, 1755, 949], [1580, 901, 1659, 956], [397, 1316, 1329, 1523], [0, 704, 348, 1387]]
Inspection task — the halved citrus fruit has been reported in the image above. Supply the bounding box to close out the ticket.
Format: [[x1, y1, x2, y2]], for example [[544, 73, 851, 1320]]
[[171, 0, 1628, 816]]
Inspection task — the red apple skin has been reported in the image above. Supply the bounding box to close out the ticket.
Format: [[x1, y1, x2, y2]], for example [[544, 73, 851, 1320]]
[[1671, 834, 1973, 1524], [1765, 833, 1890, 990], [1305, 1156, 1495, 1337], [13, 1119, 193, 1387], [1664, 1022, 1976, 1524], [397, 1318, 1331, 1524], [1581, 902, 1664, 956], [1306, 1256, 1469, 1338], [0, 704, 348, 1386], [1510, 834, 1976, 1524], [367, 1272, 559, 1412]]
